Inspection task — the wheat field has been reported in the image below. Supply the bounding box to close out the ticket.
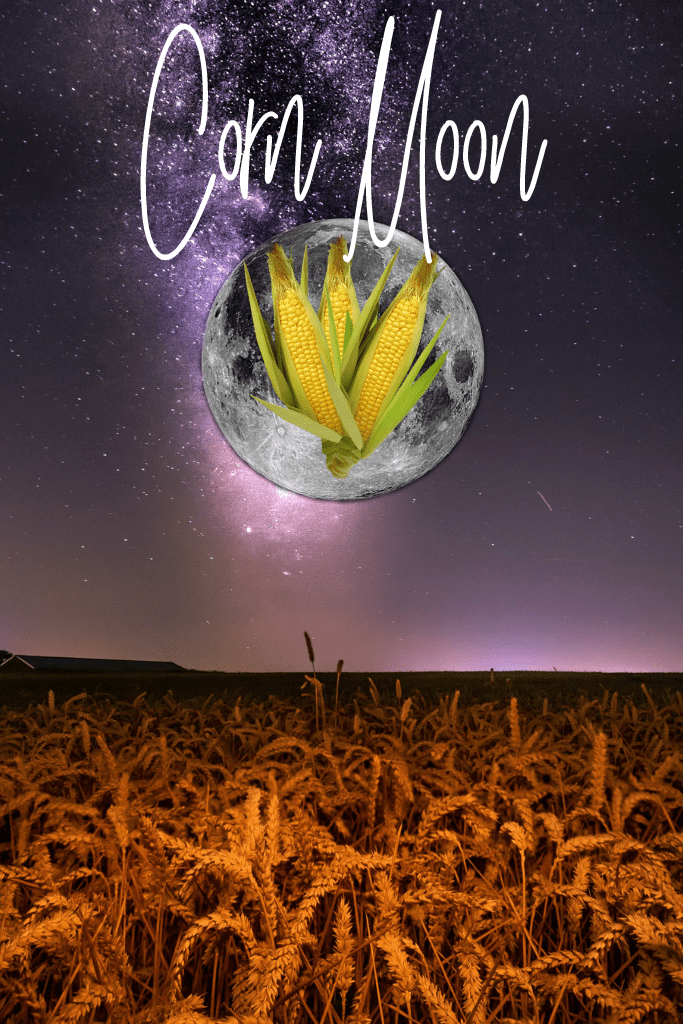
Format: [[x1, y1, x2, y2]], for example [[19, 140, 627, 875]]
[[0, 669, 682, 1023]]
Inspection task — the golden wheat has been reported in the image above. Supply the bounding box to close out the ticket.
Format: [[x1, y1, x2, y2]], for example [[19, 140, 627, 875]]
[[0, 678, 681, 1022]]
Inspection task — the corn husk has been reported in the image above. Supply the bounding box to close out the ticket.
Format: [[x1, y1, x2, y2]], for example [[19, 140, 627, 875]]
[[245, 240, 449, 479]]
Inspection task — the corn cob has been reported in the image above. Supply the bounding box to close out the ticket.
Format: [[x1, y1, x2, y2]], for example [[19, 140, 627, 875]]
[[268, 244, 342, 434], [317, 236, 360, 360], [245, 238, 449, 481], [350, 253, 440, 443]]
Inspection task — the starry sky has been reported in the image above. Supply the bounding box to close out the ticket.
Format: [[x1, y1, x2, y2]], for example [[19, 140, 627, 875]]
[[1, 0, 681, 673]]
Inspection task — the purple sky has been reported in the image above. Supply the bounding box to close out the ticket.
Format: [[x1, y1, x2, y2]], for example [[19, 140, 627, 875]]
[[1, 0, 681, 673]]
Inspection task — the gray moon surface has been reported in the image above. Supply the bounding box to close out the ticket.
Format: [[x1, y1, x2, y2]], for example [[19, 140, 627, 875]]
[[202, 219, 484, 500]]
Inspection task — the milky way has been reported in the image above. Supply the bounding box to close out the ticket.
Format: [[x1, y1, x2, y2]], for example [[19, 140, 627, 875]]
[[1, 0, 681, 672]]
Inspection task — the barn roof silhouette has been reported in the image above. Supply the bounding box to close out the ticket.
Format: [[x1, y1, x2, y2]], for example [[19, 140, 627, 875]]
[[0, 655, 186, 673], [0, 654, 35, 672]]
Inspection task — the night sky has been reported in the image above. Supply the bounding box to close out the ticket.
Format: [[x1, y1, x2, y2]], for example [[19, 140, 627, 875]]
[[1, 0, 681, 673]]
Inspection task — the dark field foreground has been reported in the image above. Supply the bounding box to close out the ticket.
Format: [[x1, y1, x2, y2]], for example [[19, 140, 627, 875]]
[[1, 667, 681, 715], [0, 673, 682, 1023]]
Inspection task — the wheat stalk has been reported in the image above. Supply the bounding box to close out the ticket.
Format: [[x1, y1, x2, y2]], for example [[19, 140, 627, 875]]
[[590, 730, 609, 813], [335, 659, 344, 731], [508, 697, 521, 753]]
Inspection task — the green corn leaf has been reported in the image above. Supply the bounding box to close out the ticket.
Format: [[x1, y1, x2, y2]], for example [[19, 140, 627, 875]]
[[363, 346, 449, 458], [261, 315, 283, 374], [395, 315, 450, 394], [367, 260, 441, 429], [340, 247, 400, 390], [325, 286, 342, 385], [363, 317, 450, 455], [252, 396, 342, 442], [262, 309, 287, 379], [372, 311, 449, 430], [347, 256, 438, 413], [343, 311, 353, 354], [244, 263, 294, 407], [300, 245, 309, 296], [355, 314, 380, 365], [276, 323, 318, 420], [347, 318, 384, 412], [266, 254, 319, 420], [318, 358, 364, 451]]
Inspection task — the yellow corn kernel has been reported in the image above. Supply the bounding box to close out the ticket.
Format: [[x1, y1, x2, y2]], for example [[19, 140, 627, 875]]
[[318, 236, 360, 359], [352, 253, 438, 443], [354, 294, 421, 442], [269, 246, 342, 433]]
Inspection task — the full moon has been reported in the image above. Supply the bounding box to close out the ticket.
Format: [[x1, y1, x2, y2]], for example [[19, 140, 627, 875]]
[[202, 220, 484, 500]]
